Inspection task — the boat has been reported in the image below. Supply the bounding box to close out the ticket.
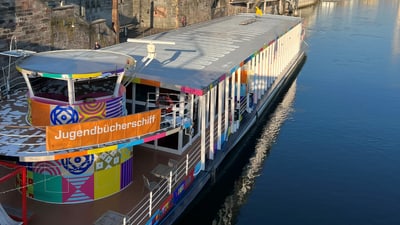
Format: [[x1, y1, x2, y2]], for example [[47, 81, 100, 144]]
[[0, 13, 306, 225]]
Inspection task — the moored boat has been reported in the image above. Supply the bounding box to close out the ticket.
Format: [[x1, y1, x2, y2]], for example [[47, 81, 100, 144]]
[[0, 13, 305, 225]]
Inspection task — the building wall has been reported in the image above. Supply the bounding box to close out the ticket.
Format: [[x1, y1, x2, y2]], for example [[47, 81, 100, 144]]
[[0, 3, 116, 53], [0, 2, 116, 97], [141, 0, 247, 29], [50, 6, 116, 50], [135, 0, 214, 29], [0, 0, 52, 52], [0, 0, 245, 53]]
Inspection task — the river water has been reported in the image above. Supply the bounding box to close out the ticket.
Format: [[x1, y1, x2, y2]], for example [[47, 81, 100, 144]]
[[176, 1, 400, 225]]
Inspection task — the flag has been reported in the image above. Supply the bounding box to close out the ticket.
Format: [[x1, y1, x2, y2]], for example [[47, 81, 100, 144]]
[[256, 7, 262, 16]]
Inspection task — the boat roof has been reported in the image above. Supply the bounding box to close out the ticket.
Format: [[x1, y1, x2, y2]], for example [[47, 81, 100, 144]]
[[105, 13, 302, 93], [16, 50, 135, 79]]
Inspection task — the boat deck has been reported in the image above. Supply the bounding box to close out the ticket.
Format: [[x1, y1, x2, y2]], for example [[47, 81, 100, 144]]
[[0, 144, 182, 225], [0, 88, 202, 225], [0, 90, 198, 224]]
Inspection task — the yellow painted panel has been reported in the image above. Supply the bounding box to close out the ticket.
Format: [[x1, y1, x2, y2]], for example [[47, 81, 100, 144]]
[[71, 72, 102, 79], [94, 165, 121, 199], [87, 145, 118, 155]]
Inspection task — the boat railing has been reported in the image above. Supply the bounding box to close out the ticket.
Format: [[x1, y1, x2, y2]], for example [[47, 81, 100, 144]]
[[146, 92, 191, 113], [147, 92, 192, 130], [0, 94, 192, 152], [124, 142, 201, 225], [0, 38, 34, 100], [0, 116, 192, 152], [160, 109, 192, 130], [0, 63, 26, 99]]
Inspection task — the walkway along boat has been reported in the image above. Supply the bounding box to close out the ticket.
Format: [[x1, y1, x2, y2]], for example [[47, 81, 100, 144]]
[[0, 13, 306, 225]]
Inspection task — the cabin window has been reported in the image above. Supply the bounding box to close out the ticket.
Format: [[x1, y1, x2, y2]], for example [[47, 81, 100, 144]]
[[29, 77, 68, 102], [159, 88, 179, 96], [75, 76, 117, 101], [135, 104, 146, 113], [158, 132, 179, 150], [133, 84, 156, 113], [214, 87, 220, 115], [125, 102, 133, 114], [192, 96, 199, 137], [182, 128, 190, 147], [135, 84, 155, 102], [125, 83, 133, 99]]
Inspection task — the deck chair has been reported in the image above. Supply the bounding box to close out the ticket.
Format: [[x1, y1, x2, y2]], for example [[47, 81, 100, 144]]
[[0, 203, 23, 225], [168, 159, 178, 169], [168, 159, 178, 183], [142, 175, 160, 193]]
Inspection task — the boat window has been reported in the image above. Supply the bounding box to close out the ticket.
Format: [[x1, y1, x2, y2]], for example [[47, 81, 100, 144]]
[[158, 89, 179, 111], [182, 129, 190, 148], [125, 83, 133, 99], [192, 96, 199, 137], [29, 77, 68, 102], [214, 86, 220, 115], [135, 84, 155, 102], [158, 132, 179, 150], [126, 102, 133, 114], [75, 76, 117, 101], [135, 104, 146, 113], [159, 88, 179, 97]]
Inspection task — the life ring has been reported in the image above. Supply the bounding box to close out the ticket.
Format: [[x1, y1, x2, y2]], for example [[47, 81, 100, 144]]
[[156, 95, 174, 113]]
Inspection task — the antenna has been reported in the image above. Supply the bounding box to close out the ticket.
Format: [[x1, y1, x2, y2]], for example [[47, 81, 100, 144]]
[[127, 38, 175, 66]]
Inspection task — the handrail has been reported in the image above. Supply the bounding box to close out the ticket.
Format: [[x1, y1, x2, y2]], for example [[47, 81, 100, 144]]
[[0, 103, 192, 151], [125, 143, 202, 225]]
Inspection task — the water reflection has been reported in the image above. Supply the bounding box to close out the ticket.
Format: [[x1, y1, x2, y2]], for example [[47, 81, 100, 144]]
[[393, 2, 400, 57], [298, 5, 317, 41], [211, 81, 297, 225], [320, 0, 338, 16]]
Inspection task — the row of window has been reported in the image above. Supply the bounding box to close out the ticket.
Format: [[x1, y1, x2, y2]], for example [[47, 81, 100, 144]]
[[29, 76, 117, 102]]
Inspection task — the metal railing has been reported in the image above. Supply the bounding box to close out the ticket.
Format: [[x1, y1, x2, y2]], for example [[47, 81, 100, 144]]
[[124, 144, 201, 225], [0, 92, 193, 151]]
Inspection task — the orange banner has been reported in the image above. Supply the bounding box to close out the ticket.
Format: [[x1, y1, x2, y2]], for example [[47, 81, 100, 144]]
[[46, 109, 161, 151], [30, 98, 51, 126]]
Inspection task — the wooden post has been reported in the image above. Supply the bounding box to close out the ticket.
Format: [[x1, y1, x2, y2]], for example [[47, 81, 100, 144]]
[[112, 0, 119, 43], [279, 0, 284, 15]]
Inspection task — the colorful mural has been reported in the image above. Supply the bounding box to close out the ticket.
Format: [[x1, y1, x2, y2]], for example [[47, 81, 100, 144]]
[[145, 166, 197, 225], [21, 148, 133, 203], [50, 105, 79, 125], [29, 95, 125, 126]]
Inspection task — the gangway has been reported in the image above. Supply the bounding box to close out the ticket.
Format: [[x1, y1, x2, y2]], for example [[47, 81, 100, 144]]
[[0, 36, 35, 99]]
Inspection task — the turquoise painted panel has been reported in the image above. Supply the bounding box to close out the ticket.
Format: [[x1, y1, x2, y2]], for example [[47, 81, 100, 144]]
[[33, 173, 63, 203]]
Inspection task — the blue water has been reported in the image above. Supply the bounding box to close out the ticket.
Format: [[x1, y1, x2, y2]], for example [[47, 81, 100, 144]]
[[177, 1, 400, 225]]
